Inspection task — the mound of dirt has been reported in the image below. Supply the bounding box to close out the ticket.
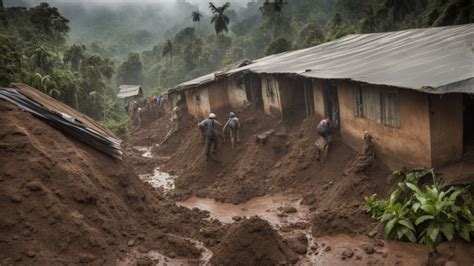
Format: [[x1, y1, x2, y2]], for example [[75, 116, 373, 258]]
[[0, 100, 220, 264], [211, 216, 298, 265]]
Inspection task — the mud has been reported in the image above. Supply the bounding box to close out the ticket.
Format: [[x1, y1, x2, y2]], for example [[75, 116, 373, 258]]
[[0, 100, 223, 264], [139, 168, 176, 191]]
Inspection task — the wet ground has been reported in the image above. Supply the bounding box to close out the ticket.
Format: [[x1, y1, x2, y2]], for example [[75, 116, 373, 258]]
[[125, 153, 444, 266]]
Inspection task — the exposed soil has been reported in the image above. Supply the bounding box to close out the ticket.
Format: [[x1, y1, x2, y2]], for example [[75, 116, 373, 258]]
[[211, 216, 298, 265], [4, 91, 473, 266], [0, 100, 223, 264], [126, 104, 391, 237]]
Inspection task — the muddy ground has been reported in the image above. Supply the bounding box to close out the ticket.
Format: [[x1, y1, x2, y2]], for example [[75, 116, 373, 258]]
[[1, 98, 472, 265], [124, 104, 473, 265]]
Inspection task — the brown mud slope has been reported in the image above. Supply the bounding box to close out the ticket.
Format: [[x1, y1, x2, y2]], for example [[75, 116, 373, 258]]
[[211, 216, 298, 265], [0, 101, 222, 264], [126, 105, 391, 236]]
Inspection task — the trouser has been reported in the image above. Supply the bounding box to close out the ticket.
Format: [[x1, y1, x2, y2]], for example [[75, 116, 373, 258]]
[[204, 135, 218, 159], [229, 128, 240, 148]]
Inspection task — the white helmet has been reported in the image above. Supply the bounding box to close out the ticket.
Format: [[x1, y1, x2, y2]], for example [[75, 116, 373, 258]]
[[209, 113, 216, 119]]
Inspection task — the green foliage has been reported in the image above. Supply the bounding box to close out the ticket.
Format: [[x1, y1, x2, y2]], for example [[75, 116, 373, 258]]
[[364, 170, 474, 249], [264, 37, 292, 55], [209, 2, 231, 35], [116, 53, 143, 85]]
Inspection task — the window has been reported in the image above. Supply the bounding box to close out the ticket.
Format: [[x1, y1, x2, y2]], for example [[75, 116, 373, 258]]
[[353, 85, 400, 127], [195, 95, 200, 104], [266, 79, 276, 104]]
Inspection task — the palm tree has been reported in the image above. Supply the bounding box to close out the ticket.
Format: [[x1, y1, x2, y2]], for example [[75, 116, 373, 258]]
[[28, 45, 55, 73], [191, 10, 202, 25], [33, 72, 60, 97], [209, 2, 230, 35], [64, 44, 85, 72], [162, 39, 173, 64]]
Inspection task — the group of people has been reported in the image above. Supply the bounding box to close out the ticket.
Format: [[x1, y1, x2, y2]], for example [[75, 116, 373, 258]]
[[196, 110, 337, 162], [198, 111, 240, 161], [124, 94, 165, 127]]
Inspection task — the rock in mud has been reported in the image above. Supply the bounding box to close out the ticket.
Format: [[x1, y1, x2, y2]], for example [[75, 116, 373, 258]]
[[286, 233, 308, 255], [128, 239, 136, 247], [341, 248, 354, 259], [282, 206, 297, 214], [363, 245, 375, 255]]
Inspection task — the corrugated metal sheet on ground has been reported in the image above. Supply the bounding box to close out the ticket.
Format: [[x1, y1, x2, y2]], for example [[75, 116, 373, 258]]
[[1, 84, 122, 159]]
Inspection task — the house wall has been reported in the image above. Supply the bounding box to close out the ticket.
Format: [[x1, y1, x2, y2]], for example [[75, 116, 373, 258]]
[[208, 80, 230, 119], [226, 77, 248, 109], [184, 87, 210, 119], [429, 94, 463, 167], [261, 74, 283, 116], [338, 81, 432, 169]]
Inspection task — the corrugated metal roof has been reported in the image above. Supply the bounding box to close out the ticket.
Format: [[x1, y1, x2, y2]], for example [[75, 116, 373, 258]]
[[117, 85, 142, 98], [172, 24, 474, 94], [169, 59, 253, 92]]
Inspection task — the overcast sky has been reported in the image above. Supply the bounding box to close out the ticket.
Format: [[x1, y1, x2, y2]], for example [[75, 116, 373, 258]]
[[5, 0, 256, 14]]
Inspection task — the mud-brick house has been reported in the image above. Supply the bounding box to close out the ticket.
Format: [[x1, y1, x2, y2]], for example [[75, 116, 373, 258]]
[[167, 60, 259, 119], [169, 24, 474, 170]]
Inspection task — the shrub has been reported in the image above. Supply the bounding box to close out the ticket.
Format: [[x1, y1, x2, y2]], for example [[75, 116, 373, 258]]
[[364, 169, 473, 249]]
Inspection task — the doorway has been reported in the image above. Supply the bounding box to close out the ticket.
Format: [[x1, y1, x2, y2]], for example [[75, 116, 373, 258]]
[[323, 81, 340, 126], [245, 73, 263, 110]]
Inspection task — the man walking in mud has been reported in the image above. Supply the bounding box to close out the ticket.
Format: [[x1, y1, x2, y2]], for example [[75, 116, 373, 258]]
[[198, 113, 222, 161], [223, 111, 240, 149]]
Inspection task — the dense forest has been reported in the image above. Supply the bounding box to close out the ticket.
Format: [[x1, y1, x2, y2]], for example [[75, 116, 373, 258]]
[[0, 0, 471, 128]]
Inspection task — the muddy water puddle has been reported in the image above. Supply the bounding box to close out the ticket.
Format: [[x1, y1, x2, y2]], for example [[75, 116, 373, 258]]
[[139, 168, 175, 190], [305, 234, 428, 265], [134, 144, 160, 159], [177, 195, 433, 266], [118, 236, 212, 266], [177, 194, 309, 226]]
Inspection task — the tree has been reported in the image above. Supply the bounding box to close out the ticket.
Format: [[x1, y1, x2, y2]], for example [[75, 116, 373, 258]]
[[116, 53, 143, 85], [28, 44, 56, 73], [360, 5, 377, 33], [264, 37, 291, 55], [191, 10, 202, 24], [29, 3, 70, 43], [0, 0, 8, 28], [64, 44, 85, 72], [259, 0, 289, 40], [162, 39, 174, 64], [209, 2, 231, 35]]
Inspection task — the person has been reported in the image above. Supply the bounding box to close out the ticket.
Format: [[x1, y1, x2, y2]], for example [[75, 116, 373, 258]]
[[223, 111, 240, 149], [314, 118, 332, 163], [317, 118, 332, 142], [152, 95, 157, 107], [198, 113, 222, 161]]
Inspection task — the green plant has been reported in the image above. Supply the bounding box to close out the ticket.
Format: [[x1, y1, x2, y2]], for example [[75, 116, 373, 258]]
[[363, 169, 474, 249]]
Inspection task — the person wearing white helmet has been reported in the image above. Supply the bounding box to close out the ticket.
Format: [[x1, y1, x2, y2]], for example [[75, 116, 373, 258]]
[[223, 111, 240, 149], [198, 112, 222, 161]]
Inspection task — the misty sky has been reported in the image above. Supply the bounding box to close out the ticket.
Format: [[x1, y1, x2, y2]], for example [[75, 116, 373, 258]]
[[5, 0, 255, 10]]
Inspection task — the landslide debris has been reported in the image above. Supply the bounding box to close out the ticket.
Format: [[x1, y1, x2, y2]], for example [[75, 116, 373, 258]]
[[211, 216, 298, 265], [0, 100, 221, 264]]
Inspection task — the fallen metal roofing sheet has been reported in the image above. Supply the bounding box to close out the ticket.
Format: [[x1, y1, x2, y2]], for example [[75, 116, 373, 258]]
[[1, 85, 122, 159], [173, 24, 474, 94]]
